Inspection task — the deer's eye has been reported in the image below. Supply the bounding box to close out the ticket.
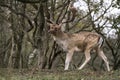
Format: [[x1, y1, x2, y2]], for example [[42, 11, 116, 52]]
[[48, 26, 50, 29], [51, 27, 54, 29]]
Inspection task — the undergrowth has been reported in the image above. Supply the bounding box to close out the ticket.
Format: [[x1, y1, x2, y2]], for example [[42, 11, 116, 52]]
[[0, 68, 120, 80]]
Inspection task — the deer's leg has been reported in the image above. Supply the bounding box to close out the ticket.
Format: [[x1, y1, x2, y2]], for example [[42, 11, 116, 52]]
[[97, 48, 110, 71], [78, 49, 91, 70], [64, 49, 74, 70]]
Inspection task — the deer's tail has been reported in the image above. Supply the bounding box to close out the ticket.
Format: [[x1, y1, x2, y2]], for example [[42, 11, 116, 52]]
[[98, 37, 104, 48]]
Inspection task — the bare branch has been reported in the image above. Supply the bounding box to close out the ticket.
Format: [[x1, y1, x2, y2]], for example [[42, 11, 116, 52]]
[[16, 0, 41, 3], [94, 3, 113, 22], [56, 0, 70, 24], [0, 4, 34, 32], [69, 10, 93, 30]]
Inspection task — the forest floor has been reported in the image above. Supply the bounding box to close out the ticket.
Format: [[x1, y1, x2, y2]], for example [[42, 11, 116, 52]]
[[0, 68, 120, 80]]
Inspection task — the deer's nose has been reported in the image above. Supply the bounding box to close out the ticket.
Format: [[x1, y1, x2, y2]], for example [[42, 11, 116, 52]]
[[48, 29, 52, 33]]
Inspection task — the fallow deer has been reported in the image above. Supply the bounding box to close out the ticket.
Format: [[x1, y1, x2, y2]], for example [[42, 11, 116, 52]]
[[47, 4, 110, 71]]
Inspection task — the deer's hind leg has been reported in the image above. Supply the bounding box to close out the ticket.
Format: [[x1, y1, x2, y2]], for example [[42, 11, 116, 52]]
[[97, 47, 110, 71]]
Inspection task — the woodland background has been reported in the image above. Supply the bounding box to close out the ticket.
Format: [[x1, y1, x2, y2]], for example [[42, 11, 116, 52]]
[[0, 0, 120, 72]]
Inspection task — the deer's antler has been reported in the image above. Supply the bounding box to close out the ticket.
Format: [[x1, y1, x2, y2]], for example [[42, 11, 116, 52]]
[[61, 3, 77, 24]]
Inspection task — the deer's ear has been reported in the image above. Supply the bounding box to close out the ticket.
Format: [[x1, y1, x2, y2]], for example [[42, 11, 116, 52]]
[[58, 23, 62, 28], [46, 19, 53, 24], [47, 22, 52, 26], [47, 21, 53, 28]]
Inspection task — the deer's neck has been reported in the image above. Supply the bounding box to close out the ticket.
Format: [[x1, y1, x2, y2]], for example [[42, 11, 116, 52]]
[[52, 30, 67, 40]]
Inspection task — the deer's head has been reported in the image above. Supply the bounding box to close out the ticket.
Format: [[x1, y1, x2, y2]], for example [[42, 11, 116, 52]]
[[47, 3, 77, 34], [48, 23, 61, 33]]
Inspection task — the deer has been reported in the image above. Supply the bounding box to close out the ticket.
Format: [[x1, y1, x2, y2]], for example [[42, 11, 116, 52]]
[[47, 4, 110, 71]]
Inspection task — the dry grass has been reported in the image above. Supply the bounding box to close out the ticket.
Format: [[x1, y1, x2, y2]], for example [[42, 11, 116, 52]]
[[0, 68, 120, 80]]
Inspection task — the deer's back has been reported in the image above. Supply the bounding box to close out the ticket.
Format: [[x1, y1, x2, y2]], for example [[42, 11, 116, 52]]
[[68, 31, 99, 41], [66, 31, 100, 50]]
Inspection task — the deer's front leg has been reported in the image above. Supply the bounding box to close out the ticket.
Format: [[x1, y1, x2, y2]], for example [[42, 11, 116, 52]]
[[64, 49, 74, 70], [78, 49, 91, 70]]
